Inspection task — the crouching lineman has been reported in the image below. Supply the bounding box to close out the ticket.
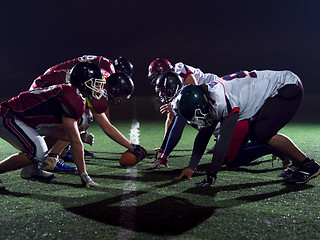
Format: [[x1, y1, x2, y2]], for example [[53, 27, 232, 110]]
[[0, 62, 145, 190], [20, 55, 146, 179], [174, 70, 320, 186]]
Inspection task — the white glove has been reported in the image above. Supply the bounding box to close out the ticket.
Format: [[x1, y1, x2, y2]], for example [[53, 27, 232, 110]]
[[80, 172, 101, 188], [80, 132, 95, 146]]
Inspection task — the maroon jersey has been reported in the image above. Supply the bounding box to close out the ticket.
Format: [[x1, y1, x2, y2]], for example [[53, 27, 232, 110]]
[[30, 70, 68, 90], [30, 69, 109, 114], [86, 97, 109, 114], [0, 84, 86, 129], [45, 55, 115, 78]]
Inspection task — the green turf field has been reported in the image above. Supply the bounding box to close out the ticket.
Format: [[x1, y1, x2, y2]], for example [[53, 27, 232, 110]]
[[0, 121, 319, 240]]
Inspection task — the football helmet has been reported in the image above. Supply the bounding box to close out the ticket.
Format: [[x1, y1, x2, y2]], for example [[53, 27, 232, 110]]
[[106, 72, 134, 104], [176, 85, 213, 129], [148, 58, 174, 85], [155, 72, 183, 104], [113, 56, 134, 77], [69, 62, 105, 100]]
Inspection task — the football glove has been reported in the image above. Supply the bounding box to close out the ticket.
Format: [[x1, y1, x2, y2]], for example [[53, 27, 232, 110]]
[[147, 149, 163, 163], [148, 158, 170, 169], [129, 144, 147, 160], [80, 172, 101, 188], [80, 131, 94, 146], [195, 172, 216, 187]]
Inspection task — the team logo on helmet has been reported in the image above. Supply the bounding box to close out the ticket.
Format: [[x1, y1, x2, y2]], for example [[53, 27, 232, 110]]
[[176, 85, 213, 129]]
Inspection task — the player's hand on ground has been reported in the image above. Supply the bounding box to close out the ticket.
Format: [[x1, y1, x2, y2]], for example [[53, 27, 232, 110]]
[[148, 158, 170, 169], [147, 149, 163, 163], [174, 168, 194, 180], [80, 131, 94, 146], [160, 103, 172, 115], [80, 172, 101, 188], [129, 144, 148, 160]]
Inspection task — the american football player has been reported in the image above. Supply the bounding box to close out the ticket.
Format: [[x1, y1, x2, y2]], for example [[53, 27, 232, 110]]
[[148, 64, 278, 170], [21, 55, 146, 180], [147, 58, 221, 169], [0, 62, 106, 190], [148, 58, 201, 132], [175, 70, 320, 186]]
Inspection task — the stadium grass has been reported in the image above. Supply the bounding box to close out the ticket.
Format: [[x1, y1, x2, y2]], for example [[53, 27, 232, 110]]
[[0, 121, 320, 239]]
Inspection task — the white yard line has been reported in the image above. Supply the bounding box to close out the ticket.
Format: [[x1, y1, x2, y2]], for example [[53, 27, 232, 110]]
[[117, 121, 140, 240]]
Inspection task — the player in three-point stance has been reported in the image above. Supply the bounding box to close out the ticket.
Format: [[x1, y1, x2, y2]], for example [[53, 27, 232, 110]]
[[175, 70, 320, 186], [0, 62, 107, 189], [20, 55, 147, 179], [147, 58, 276, 170]]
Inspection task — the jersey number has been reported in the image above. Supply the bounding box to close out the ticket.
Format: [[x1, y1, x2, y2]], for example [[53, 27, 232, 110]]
[[222, 71, 257, 81]]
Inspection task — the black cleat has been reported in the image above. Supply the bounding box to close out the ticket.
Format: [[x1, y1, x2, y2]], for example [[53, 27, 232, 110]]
[[285, 159, 320, 184]]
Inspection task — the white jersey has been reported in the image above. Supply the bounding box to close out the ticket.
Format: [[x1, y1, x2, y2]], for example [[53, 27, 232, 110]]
[[207, 70, 300, 121], [174, 62, 220, 85], [171, 63, 219, 117]]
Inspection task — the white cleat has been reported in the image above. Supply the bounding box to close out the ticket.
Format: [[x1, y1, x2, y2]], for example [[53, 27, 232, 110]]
[[21, 164, 54, 179]]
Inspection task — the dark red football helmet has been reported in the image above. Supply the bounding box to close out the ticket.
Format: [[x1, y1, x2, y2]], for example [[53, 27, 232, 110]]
[[148, 58, 174, 85]]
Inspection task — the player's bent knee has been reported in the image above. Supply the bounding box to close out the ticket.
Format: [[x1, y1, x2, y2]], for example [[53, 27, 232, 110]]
[[251, 129, 275, 145]]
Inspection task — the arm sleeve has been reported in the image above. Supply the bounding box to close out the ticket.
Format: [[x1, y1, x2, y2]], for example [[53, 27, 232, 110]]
[[207, 112, 239, 176], [187, 121, 218, 170], [162, 115, 187, 155]]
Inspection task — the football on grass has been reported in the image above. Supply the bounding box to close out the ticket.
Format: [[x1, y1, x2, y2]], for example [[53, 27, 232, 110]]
[[119, 150, 140, 166]]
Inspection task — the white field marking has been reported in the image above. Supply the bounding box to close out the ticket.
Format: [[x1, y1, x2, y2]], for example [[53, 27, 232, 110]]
[[117, 121, 140, 240]]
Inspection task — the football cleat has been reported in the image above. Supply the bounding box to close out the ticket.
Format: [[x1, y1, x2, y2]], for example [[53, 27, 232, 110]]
[[61, 151, 73, 162], [280, 165, 299, 178], [0, 179, 5, 191], [53, 161, 77, 172], [21, 164, 54, 179], [285, 159, 320, 184], [60, 149, 95, 162], [80, 172, 101, 188], [195, 172, 216, 187], [42, 155, 77, 172]]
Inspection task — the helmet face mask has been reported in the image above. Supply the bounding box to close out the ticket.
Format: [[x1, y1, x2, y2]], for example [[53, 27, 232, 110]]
[[155, 72, 183, 104], [155, 84, 180, 104], [84, 77, 106, 100], [69, 62, 105, 100], [177, 85, 213, 129], [188, 108, 213, 129]]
